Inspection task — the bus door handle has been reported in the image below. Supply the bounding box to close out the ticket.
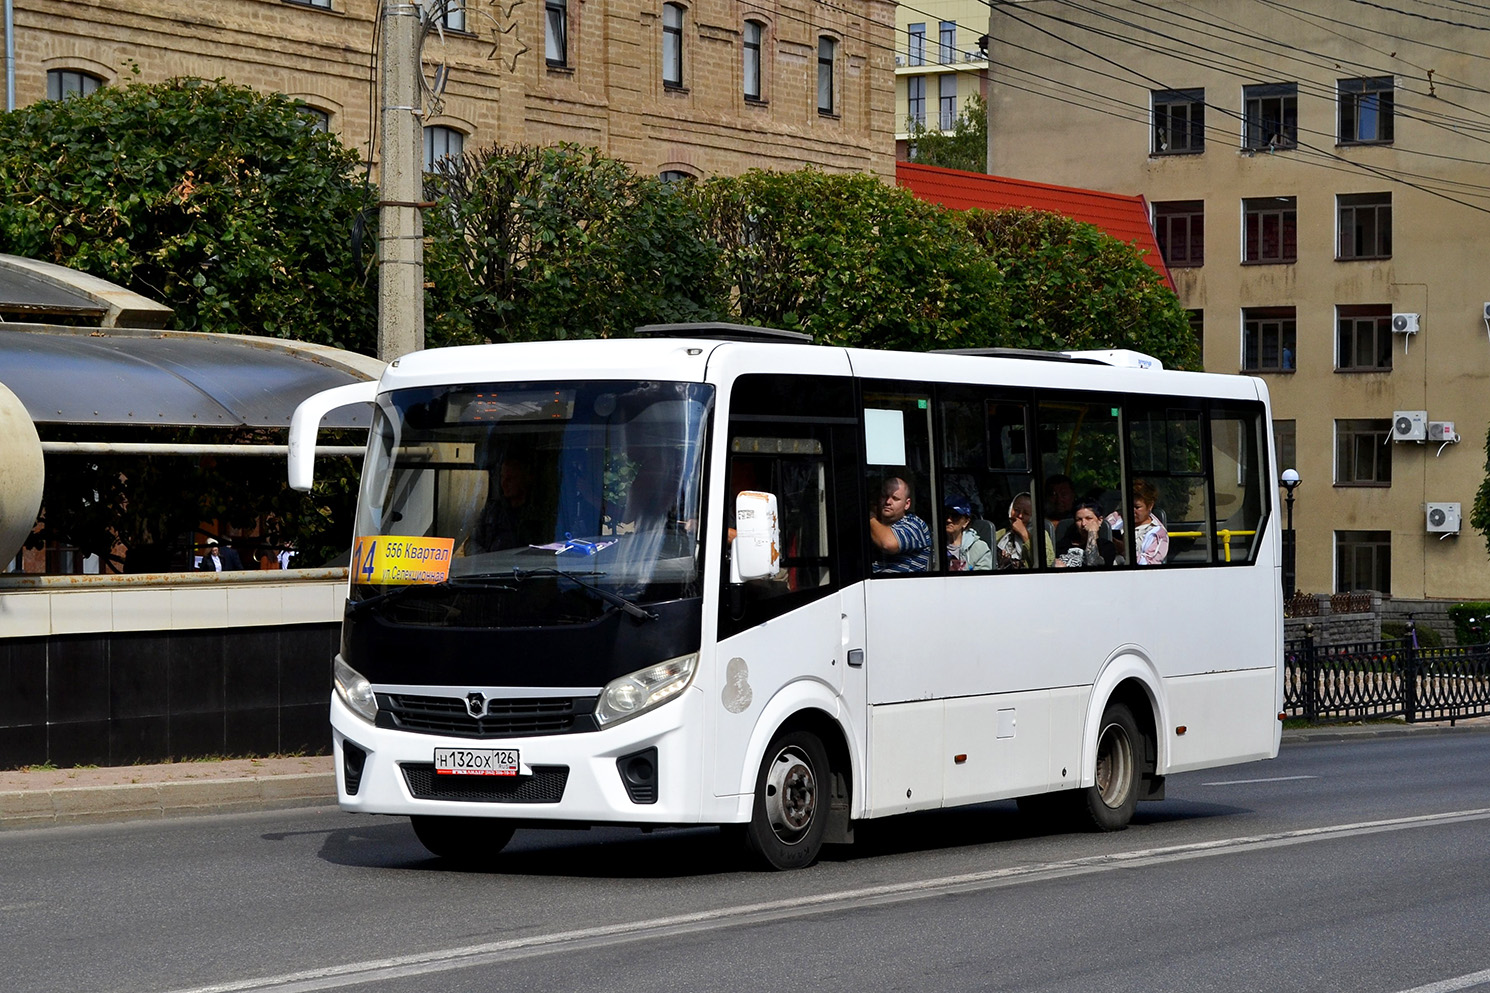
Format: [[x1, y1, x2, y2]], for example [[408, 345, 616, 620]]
[[847, 649, 864, 668]]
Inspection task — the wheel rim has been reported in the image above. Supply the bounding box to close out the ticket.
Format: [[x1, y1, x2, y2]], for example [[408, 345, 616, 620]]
[[763, 746, 817, 844], [1093, 720, 1135, 809]]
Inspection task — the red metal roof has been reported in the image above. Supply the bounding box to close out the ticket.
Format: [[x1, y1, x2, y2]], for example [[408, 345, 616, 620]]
[[896, 161, 1173, 290]]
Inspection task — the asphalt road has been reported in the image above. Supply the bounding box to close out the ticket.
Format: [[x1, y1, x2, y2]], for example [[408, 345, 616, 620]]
[[5, 733, 1490, 993]]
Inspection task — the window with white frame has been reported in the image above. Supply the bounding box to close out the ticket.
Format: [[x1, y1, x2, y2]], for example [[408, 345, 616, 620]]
[[907, 76, 925, 127], [1338, 192, 1391, 260], [424, 125, 464, 172], [744, 20, 763, 101], [818, 36, 836, 115], [46, 69, 102, 101], [939, 74, 957, 129], [907, 24, 925, 67], [1243, 83, 1297, 150], [546, 0, 568, 66], [1339, 77, 1393, 144], [663, 4, 685, 87]]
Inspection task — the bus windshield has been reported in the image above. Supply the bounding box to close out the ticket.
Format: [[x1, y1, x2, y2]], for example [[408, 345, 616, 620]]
[[350, 380, 713, 623]]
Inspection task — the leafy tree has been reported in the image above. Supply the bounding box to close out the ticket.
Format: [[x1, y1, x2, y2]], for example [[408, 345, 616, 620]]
[[906, 92, 988, 174], [0, 77, 377, 350], [962, 207, 1201, 371], [695, 168, 1007, 350], [422, 143, 726, 345], [1472, 424, 1490, 557]]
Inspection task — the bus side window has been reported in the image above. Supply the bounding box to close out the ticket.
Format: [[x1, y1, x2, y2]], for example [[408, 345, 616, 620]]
[[864, 387, 936, 575], [1127, 403, 1211, 565], [1036, 397, 1123, 569], [1209, 404, 1268, 564]]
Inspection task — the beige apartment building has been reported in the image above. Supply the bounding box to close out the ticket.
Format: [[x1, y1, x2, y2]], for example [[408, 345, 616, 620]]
[[985, 1, 1490, 603], [891, 0, 987, 159], [1, 0, 895, 180]]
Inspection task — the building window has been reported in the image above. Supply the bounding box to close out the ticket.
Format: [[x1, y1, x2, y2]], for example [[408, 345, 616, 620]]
[[743, 20, 763, 100], [1188, 309, 1204, 355], [659, 170, 693, 183], [663, 3, 684, 88], [1336, 530, 1390, 593], [1338, 192, 1391, 260], [938, 74, 957, 130], [424, 125, 464, 172], [46, 69, 102, 101], [425, 0, 465, 31], [1335, 419, 1392, 486], [1243, 83, 1297, 150], [546, 0, 568, 66], [939, 21, 956, 64], [818, 37, 836, 115], [1153, 200, 1204, 268], [907, 76, 926, 127], [1339, 77, 1394, 144], [297, 106, 331, 132], [1243, 307, 1296, 372], [1152, 88, 1204, 154], [1243, 196, 1297, 264], [284, 0, 333, 8], [907, 23, 925, 67], [1273, 419, 1296, 474], [1337, 305, 1393, 371]]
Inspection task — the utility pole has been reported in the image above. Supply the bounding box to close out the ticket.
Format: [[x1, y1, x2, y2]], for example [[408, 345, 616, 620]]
[[378, 1, 425, 361]]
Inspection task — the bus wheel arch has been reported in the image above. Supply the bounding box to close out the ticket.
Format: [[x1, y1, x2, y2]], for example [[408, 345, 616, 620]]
[[1080, 669, 1165, 830], [738, 707, 853, 869]]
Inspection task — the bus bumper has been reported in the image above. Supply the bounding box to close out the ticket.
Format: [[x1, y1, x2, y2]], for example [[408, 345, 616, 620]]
[[328, 687, 708, 825]]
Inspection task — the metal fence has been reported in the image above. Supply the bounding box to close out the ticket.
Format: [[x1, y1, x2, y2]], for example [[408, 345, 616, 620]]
[[1284, 635, 1490, 724]]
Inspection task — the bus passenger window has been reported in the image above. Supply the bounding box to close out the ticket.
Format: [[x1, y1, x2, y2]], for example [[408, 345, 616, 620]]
[[1127, 404, 1210, 565], [1036, 399, 1123, 568], [864, 388, 935, 575], [1209, 405, 1269, 564]]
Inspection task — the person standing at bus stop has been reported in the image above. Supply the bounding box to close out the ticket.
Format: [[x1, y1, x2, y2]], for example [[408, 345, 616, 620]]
[[869, 476, 931, 573]]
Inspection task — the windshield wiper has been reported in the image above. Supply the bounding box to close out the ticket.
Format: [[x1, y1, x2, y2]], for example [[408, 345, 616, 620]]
[[346, 574, 517, 616], [511, 567, 658, 622]]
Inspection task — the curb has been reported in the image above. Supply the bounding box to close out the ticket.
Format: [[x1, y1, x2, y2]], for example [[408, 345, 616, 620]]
[[1282, 721, 1490, 745], [0, 773, 337, 830]]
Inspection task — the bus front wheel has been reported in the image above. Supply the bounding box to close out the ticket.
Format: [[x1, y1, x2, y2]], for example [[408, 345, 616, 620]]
[[1077, 702, 1142, 832], [410, 815, 516, 864], [743, 730, 830, 870]]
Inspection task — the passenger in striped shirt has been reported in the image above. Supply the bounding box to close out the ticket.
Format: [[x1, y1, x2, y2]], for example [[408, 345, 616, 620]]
[[869, 476, 931, 573]]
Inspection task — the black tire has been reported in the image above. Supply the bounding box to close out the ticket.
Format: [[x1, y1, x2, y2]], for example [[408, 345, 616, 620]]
[[742, 731, 830, 870], [1076, 702, 1142, 832], [410, 815, 516, 864]]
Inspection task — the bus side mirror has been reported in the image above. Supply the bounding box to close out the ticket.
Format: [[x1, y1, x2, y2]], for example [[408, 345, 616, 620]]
[[731, 490, 780, 583], [288, 381, 379, 491]]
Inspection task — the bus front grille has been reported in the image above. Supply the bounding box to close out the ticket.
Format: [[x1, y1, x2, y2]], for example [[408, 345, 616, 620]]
[[377, 694, 599, 738], [400, 763, 569, 803]]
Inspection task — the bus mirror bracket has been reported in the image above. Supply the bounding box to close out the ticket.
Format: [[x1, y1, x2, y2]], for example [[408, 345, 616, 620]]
[[731, 490, 780, 583], [288, 381, 379, 491]]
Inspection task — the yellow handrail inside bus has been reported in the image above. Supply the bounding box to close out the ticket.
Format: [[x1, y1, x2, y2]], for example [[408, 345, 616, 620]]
[[1164, 529, 1257, 563]]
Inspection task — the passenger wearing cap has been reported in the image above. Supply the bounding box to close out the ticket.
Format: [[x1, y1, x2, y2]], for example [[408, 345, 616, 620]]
[[943, 495, 992, 572]]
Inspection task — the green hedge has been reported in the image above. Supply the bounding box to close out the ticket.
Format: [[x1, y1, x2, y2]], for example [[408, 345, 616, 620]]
[[1447, 603, 1490, 645], [1381, 620, 1444, 648]]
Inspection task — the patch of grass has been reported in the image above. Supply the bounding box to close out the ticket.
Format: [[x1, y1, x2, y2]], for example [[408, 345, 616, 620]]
[[18, 762, 58, 773]]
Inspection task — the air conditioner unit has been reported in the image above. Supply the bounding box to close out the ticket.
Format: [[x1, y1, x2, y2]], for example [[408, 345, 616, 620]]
[[1391, 312, 1420, 334], [1429, 420, 1458, 443], [1426, 502, 1461, 534], [1482, 302, 1490, 321], [1392, 410, 1428, 442], [894, 54, 906, 66]]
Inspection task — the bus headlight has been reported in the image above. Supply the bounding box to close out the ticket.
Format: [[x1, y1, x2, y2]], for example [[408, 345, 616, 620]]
[[334, 657, 379, 724], [595, 654, 698, 727]]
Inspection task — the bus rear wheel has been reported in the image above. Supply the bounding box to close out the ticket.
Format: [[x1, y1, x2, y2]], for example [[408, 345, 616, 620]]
[[1077, 702, 1141, 832], [410, 815, 516, 864], [743, 731, 830, 870]]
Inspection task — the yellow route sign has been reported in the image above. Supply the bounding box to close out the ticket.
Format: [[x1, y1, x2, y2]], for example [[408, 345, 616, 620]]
[[352, 535, 455, 585]]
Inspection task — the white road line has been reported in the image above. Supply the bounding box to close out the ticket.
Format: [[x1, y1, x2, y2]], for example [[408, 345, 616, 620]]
[[156, 806, 1490, 993], [1202, 775, 1319, 786], [1392, 967, 1490, 993]]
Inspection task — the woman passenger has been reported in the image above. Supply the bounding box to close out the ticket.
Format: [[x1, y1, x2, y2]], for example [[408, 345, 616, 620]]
[[1131, 478, 1169, 566], [944, 496, 992, 572], [1055, 500, 1121, 568]]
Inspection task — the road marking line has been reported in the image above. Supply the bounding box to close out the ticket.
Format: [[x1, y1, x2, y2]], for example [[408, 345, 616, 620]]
[[155, 806, 1490, 993], [1392, 967, 1490, 993], [1202, 775, 1318, 786]]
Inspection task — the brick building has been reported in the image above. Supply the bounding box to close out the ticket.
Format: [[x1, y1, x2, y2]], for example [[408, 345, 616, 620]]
[[1, 0, 895, 179]]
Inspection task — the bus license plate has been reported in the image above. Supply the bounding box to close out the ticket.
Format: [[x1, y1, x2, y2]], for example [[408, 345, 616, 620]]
[[434, 747, 519, 776]]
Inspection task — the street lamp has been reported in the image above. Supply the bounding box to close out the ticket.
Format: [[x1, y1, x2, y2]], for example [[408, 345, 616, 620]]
[[1280, 468, 1300, 600]]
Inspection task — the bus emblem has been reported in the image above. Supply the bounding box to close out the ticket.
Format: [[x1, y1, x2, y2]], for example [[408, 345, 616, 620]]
[[466, 693, 488, 719]]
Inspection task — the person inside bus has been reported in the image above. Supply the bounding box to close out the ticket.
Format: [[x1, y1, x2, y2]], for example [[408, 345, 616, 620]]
[[471, 448, 548, 551], [1054, 500, 1122, 568], [869, 475, 931, 573], [1042, 474, 1077, 547], [943, 495, 992, 572], [1131, 478, 1170, 566], [993, 491, 1052, 570]]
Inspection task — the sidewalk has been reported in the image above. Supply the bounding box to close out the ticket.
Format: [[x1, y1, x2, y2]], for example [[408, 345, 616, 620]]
[[3, 717, 1489, 830]]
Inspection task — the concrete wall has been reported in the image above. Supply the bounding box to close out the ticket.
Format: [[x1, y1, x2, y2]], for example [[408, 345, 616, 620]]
[[0, 572, 345, 769]]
